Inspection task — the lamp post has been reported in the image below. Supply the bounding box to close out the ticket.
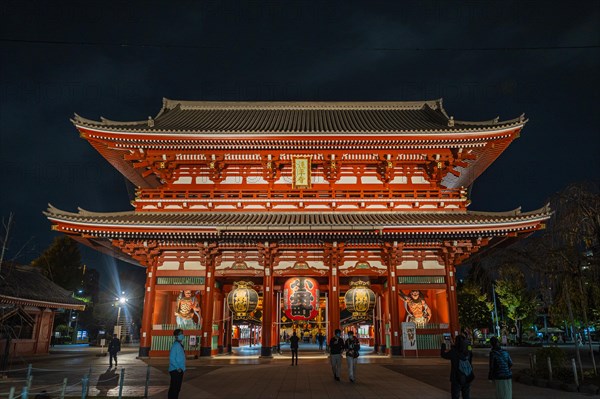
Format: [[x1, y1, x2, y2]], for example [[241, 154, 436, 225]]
[[72, 313, 79, 343], [492, 284, 500, 337], [114, 293, 128, 342]]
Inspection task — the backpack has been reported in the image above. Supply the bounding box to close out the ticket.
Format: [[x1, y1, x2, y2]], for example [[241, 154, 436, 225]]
[[458, 357, 475, 383]]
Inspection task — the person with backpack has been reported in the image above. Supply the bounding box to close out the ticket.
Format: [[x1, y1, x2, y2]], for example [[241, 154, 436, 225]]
[[441, 334, 474, 399], [344, 330, 361, 383], [329, 329, 344, 381], [488, 336, 513, 399]]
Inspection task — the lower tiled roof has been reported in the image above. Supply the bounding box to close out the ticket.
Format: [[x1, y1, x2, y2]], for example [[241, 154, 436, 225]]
[[45, 205, 551, 230]]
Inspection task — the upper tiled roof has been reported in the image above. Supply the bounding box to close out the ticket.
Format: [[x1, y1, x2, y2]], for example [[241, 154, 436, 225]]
[[0, 264, 86, 310], [72, 99, 526, 135], [45, 204, 551, 231]]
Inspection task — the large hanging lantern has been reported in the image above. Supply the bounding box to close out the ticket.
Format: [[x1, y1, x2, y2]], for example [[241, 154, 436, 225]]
[[227, 281, 259, 319], [283, 277, 320, 320], [344, 280, 376, 319]]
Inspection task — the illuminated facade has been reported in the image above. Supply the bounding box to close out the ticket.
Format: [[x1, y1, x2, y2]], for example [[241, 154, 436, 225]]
[[46, 99, 550, 357]]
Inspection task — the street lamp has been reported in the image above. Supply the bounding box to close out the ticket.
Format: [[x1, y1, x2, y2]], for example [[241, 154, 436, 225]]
[[114, 293, 128, 342]]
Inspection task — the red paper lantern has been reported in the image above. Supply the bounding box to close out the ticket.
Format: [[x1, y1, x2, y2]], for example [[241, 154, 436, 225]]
[[283, 277, 319, 320]]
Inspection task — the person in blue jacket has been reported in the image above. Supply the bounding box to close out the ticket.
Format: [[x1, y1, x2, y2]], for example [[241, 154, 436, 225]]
[[488, 336, 513, 399], [168, 329, 186, 399]]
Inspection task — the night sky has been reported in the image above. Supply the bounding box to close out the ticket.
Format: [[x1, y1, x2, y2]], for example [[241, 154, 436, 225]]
[[1, 1, 599, 287]]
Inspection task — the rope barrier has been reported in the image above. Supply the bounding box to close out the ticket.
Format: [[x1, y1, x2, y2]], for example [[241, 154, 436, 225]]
[[1, 380, 82, 396], [1, 365, 156, 399], [29, 365, 149, 372]]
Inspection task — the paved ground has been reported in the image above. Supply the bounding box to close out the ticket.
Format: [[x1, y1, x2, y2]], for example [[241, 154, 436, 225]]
[[0, 343, 597, 398]]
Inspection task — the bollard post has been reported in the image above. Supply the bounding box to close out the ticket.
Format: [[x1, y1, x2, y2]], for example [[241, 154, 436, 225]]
[[547, 356, 552, 381], [8, 386, 15, 399], [87, 366, 92, 397], [144, 364, 151, 398], [572, 358, 579, 386], [533, 353, 537, 371], [118, 367, 125, 399], [21, 386, 28, 399], [60, 377, 67, 399], [81, 375, 89, 399]]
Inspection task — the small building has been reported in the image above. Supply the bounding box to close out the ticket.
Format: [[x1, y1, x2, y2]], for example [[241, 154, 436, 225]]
[[0, 264, 85, 357]]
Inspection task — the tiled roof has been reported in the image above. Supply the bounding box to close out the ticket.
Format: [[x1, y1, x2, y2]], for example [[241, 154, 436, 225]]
[[72, 99, 526, 134], [45, 204, 551, 231], [0, 264, 86, 310]]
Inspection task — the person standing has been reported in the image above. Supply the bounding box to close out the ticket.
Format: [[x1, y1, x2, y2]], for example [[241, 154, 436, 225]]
[[441, 334, 473, 399], [317, 331, 325, 351], [289, 331, 299, 365], [107, 334, 121, 368], [488, 336, 513, 399], [344, 330, 360, 383], [168, 329, 186, 399], [329, 329, 344, 381]]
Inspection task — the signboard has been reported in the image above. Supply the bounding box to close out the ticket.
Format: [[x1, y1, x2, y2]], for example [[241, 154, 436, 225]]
[[402, 322, 417, 351], [189, 335, 197, 346], [292, 156, 312, 189]]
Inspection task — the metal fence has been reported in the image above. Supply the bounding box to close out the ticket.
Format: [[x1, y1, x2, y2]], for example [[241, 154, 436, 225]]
[[0, 364, 160, 398]]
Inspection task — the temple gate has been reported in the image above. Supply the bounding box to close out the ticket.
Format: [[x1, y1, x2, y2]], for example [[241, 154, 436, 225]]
[[46, 99, 550, 357]]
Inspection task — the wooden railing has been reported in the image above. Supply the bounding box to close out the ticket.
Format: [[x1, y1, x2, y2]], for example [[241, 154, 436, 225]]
[[134, 188, 466, 211], [137, 188, 463, 201]]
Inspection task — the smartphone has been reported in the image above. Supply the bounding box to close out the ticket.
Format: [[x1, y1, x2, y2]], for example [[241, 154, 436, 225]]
[[443, 333, 451, 345]]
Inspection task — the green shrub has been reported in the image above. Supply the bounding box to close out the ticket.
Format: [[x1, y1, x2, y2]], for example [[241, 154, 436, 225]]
[[534, 346, 567, 373], [551, 367, 575, 382]]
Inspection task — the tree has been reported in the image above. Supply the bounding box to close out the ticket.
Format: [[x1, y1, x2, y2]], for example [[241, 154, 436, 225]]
[[31, 236, 84, 291], [457, 281, 493, 331], [529, 182, 600, 376], [31, 236, 94, 342], [494, 264, 539, 345]]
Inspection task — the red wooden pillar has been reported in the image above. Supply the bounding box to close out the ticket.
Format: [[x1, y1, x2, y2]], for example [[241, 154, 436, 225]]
[[200, 260, 215, 357], [373, 292, 382, 354], [328, 266, 340, 334], [139, 260, 157, 357], [261, 268, 273, 357], [387, 264, 401, 355], [215, 292, 224, 354], [446, 256, 460, 337], [270, 289, 279, 352], [224, 289, 233, 353]]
